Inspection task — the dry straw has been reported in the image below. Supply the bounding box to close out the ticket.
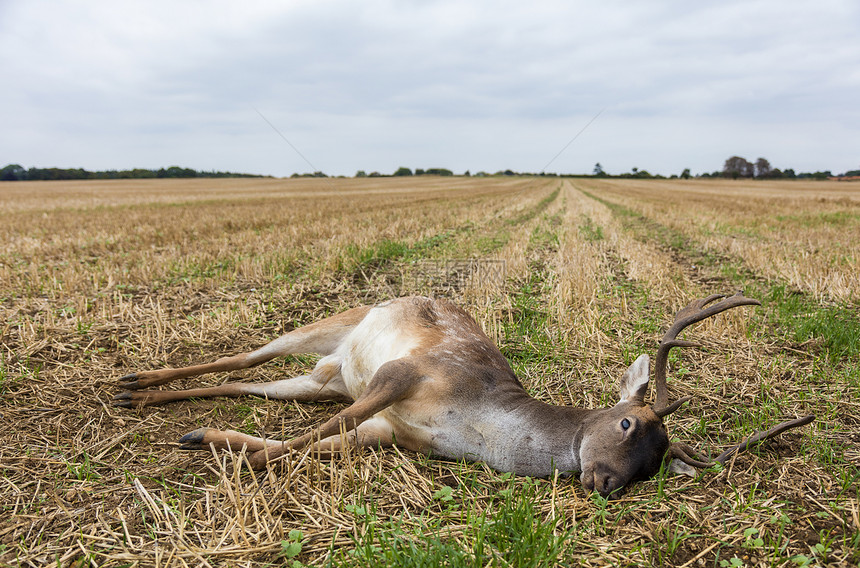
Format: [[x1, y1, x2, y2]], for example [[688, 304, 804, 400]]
[[1, 176, 856, 566]]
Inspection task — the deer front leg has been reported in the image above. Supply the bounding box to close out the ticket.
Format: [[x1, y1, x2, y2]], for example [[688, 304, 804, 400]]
[[118, 304, 371, 389], [178, 428, 283, 452], [114, 359, 348, 408]]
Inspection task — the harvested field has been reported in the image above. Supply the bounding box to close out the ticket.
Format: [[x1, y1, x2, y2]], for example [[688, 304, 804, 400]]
[[1, 176, 858, 566]]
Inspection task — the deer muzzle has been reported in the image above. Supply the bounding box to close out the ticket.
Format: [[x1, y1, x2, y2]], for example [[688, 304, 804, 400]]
[[580, 466, 625, 499]]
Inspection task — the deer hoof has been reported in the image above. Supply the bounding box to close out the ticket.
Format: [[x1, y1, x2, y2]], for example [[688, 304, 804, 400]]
[[112, 391, 134, 408], [112, 390, 160, 408], [178, 428, 212, 450], [117, 373, 142, 389]]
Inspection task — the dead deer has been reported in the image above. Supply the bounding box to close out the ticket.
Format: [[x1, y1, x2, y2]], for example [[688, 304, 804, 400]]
[[115, 292, 813, 497]]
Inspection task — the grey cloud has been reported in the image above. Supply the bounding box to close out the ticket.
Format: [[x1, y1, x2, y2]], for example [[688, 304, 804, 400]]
[[1, 0, 858, 176]]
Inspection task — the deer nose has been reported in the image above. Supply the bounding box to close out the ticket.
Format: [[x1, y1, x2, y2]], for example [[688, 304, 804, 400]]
[[594, 471, 622, 498], [581, 469, 622, 498], [597, 474, 618, 497]]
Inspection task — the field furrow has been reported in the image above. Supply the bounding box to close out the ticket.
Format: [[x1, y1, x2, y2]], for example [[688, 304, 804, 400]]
[[0, 177, 857, 567]]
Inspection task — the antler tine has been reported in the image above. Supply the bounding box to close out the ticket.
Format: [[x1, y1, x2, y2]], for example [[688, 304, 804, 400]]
[[668, 441, 714, 469], [653, 291, 761, 416], [668, 415, 815, 469], [712, 414, 815, 465]]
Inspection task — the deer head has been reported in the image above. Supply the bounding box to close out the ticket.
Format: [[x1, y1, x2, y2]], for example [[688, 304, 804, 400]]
[[577, 292, 814, 498], [578, 353, 670, 496]]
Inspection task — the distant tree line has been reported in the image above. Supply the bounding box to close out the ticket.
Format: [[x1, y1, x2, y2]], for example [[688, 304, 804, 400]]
[[695, 156, 840, 180], [590, 157, 849, 181], [392, 167, 455, 177], [4, 160, 855, 183], [289, 171, 329, 178], [0, 164, 267, 181], [371, 160, 855, 180]]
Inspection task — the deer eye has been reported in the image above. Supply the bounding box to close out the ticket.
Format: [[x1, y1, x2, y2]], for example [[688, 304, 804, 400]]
[[621, 418, 631, 430]]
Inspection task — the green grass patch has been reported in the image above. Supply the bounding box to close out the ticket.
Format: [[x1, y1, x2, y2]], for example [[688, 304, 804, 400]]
[[529, 212, 562, 250], [337, 229, 462, 274], [331, 476, 574, 568], [578, 214, 605, 242], [498, 270, 567, 381], [169, 258, 239, 282], [473, 231, 510, 254], [342, 239, 412, 268], [506, 186, 560, 226], [579, 189, 689, 251], [773, 210, 860, 230], [765, 284, 860, 362]]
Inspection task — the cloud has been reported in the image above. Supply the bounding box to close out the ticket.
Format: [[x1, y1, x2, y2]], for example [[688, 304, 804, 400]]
[[1, 0, 858, 176]]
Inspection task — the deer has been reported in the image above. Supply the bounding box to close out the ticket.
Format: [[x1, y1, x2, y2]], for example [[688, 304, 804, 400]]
[[114, 292, 814, 498]]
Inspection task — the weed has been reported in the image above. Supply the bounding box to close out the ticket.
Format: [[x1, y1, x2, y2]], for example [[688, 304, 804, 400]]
[[279, 529, 304, 567], [64, 451, 101, 482]]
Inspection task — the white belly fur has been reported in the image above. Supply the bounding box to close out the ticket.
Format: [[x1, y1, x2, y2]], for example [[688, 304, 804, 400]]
[[338, 303, 420, 400]]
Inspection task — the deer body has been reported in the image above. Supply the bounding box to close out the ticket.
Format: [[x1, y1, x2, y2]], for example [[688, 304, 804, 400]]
[[346, 298, 597, 477], [116, 293, 812, 497]]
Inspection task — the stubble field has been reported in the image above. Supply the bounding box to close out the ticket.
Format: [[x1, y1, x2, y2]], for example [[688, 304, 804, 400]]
[[1, 176, 858, 567]]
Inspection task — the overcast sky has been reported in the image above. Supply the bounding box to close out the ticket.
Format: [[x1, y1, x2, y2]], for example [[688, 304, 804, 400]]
[[2, 0, 858, 177]]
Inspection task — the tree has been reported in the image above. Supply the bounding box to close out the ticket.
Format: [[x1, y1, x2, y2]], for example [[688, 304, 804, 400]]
[[393, 167, 413, 176], [680, 168, 691, 179], [798, 170, 832, 180], [723, 156, 754, 179], [754, 157, 772, 178], [1, 164, 26, 181], [419, 168, 454, 176], [593, 163, 605, 176], [355, 170, 367, 178], [158, 166, 197, 178], [2, 164, 263, 181], [620, 168, 657, 179]]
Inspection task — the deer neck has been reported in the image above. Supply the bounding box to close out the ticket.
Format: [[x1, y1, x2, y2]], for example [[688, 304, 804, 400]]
[[478, 394, 594, 478]]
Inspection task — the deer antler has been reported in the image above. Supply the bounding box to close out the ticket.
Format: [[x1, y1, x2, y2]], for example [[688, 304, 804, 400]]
[[669, 414, 815, 468], [652, 291, 761, 417], [653, 292, 815, 472]]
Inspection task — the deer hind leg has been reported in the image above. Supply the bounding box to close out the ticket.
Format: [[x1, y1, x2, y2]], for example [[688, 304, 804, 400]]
[[117, 304, 371, 390], [178, 415, 396, 455], [113, 356, 351, 408], [177, 358, 422, 470]]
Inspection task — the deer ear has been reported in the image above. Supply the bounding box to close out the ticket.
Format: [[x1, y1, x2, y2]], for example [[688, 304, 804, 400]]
[[619, 354, 650, 403]]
